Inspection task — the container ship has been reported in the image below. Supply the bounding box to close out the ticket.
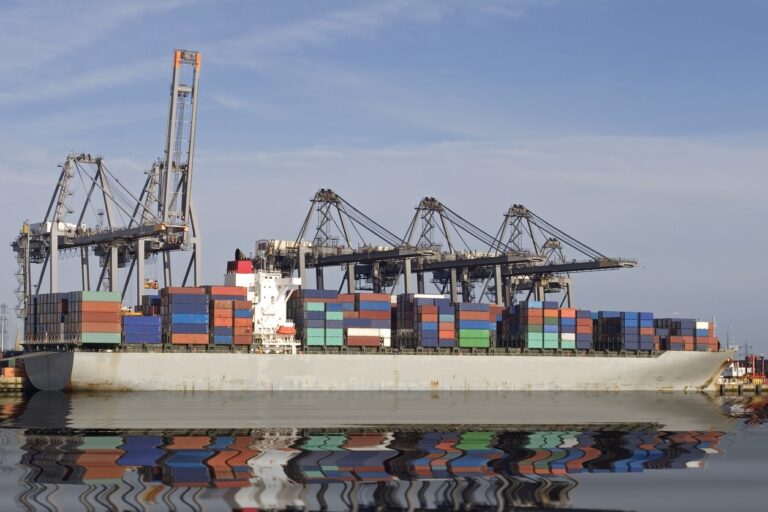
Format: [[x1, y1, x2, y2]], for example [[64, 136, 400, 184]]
[[18, 256, 731, 392], [7, 49, 733, 392]]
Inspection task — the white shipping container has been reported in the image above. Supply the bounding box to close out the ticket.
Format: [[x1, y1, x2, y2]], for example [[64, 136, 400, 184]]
[[347, 328, 380, 337], [560, 333, 576, 341], [382, 337, 391, 347], [696, 321, 710, 330]]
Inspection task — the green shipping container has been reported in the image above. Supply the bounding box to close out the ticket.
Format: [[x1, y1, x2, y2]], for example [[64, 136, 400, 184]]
[[306, 327, 325, 338], [305, 337, 325, 346], [325, 311, 343, 320], [80, 332, 121, 344], [526, 339, 544, 349], [543, 333, 559, 341], [459, 338, 490, 348], [544, 317, 558, 325], [325, 328, 343, 337], [527, 325, 543, 334], [561, 340, 576, 350], [305, 302, 326, 312], [458, 329, 490, 339], [543, 339, 559, 349], [325, 337, 343, 346]]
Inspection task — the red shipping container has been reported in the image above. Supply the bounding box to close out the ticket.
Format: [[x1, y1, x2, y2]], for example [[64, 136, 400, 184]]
[[439, 330, 455, 339], [640, 327, 655, 335], [346, 336, 381, 347], [233, 300, 251, 309], [418, 305, 438, 313], [576, 319, 592, 327], [212, 301, 234, 310], [233, 318, 252, 327], [81, 302, 122, 313], [559, 308, 576, 318], [84, 312, 121, 322], [233, 335, 251, 345], [420, 314, 438, 322], [213, 310, 233, 319], [358, 311, 390, 320], [212, 318, 231, 327], [337, 294, 356, 303], [233, 326, 252, 336], [343, 311, 359, 319]]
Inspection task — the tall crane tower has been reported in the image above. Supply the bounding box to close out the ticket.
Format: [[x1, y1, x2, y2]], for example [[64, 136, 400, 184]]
[[11, 49, 203, 320]]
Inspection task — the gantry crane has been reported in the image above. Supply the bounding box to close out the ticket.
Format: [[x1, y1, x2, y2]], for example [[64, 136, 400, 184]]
[[11, 49, 202, 319]]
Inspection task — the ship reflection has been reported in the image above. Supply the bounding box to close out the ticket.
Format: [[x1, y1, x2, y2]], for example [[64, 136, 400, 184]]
[[11, 427, 723, 511]]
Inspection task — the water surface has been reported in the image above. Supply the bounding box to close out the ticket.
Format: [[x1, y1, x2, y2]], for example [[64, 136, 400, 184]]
[[0, 391, 765, 511]]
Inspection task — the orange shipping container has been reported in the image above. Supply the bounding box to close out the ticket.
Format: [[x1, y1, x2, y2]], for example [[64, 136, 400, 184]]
[[457, 311, 491, 321], [233, 300, 251, 309], [233, 326, 252, 336], [420, 314, 438, 322], [170, 333, 208, 344], [84, 312, 121, 322], [358, 311, 390, 320], [559, 308, 576, 318], [233, 318, 252, 327], [75, 322, 121, 333], [212, 301, 234, 310], [337, 294, 356, 303], [212, 318, 232, 327], [205, 286, 247, 296], [81, 302, 122, 313], [543, 309, 559, 318], [213, 310, 233, 319], [358, 293, 391, 302]]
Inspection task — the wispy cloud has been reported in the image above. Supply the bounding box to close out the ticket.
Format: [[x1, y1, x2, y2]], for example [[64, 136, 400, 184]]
[[0, 0, 188, 74]]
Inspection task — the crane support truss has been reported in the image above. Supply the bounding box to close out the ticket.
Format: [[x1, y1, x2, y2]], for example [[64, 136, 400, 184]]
[[258, 191, 636, 308], [10, 50, 203, 320]]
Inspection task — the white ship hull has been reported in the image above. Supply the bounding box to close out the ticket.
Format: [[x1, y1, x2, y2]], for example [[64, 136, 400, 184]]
[[25, 350, 732, 392]]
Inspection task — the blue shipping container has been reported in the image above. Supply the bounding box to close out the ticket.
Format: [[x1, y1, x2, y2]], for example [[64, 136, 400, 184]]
[[170, 313, 208, 324], [169, 323, 208, 334]]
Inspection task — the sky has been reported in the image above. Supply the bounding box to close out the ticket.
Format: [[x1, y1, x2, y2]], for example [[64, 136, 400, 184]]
[[0, 0, 766, 352]]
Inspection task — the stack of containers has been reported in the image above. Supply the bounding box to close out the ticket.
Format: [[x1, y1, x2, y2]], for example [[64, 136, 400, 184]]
[[694, 321, 719, 352], [349, 293, 391, 347], [516, 301, 544, 349], [205, 286, 250, 346], [438, 302, 456, 348], [394, 294, 452, 348], [140, 295, 161, 316], [455, 303, 491, 348], [489, 304, 505, 346], [558, 308, 576, 350], [325, 301, 344, 347], [232, 300, 253, 345], [594, 311, 621, 351], [209, 300, 234, 345], [667, 318, 695, 351], [418, 303, 439, 348], [65, 291, 122, 345], [161, 287, 209, 345], [497, 308, 515, 348], [621, 312, 640, 351], [639, 312, 655, 351], [122, 316, 162, 345], [542, 301, 560, 349], [575, 310, 593, 350], [287, 289, 339, 347]]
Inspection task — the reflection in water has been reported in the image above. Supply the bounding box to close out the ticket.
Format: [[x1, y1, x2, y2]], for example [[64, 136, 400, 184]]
[[10, 428, 723, 511]]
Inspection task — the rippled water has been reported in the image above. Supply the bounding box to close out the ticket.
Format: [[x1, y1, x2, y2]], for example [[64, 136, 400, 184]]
[[0, 391, 765, 511]]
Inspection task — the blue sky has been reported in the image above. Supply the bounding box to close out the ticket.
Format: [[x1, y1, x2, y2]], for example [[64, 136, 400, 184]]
[[0, 0, 766, 352]]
